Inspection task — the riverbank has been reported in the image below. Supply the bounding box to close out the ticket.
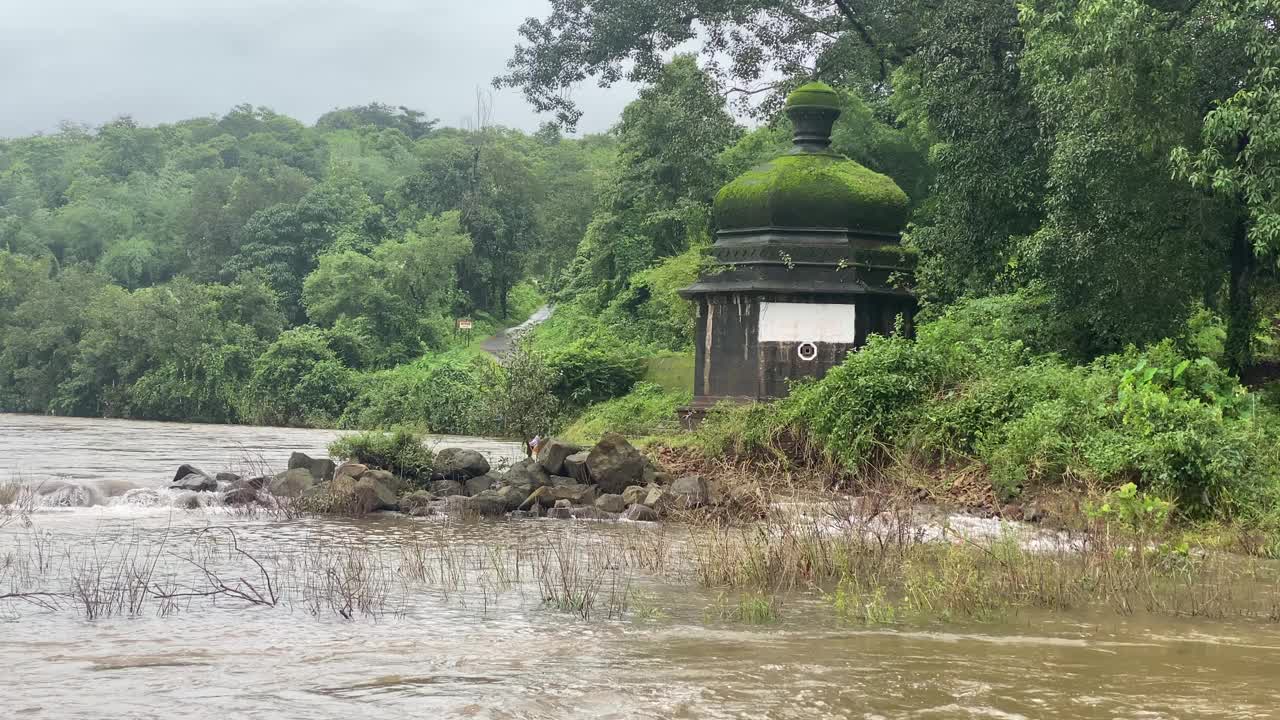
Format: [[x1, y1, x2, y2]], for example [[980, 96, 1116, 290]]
[[4, 414, 1280, 718], [7, 415, 1279, 628]]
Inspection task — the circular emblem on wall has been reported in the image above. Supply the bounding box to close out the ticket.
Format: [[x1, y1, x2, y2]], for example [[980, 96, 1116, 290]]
[[796, 341, 818, 361]]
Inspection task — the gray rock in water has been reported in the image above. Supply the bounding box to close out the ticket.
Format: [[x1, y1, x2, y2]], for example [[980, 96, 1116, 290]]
[[554, 498, 572, 509], [435, 448, 490, 480], [536, 439, 581, 476], [546, 506, 574, 520], [569, 506, 617, 521], [622, 485, 647, 508], [643, 485, 668, 512], [595, 493, 626, 514], [334, 463, 368, 481], [444, 493, 507, 517], [400, 490, 435, 515], [519, 484, 597, 511], [268, 467, 316, 498], [215, 471, 242, 485], [288, 452, 336, 482], [362, 468, 406, 495], [621, 504, 660, 522], [465, 473, 498, 497], [669, 475, 710, 509], [355, 476, 399, 512], [585, 433, 646, 495], [173, 472, 217, 493], [492, 484, 530, 512], [562, 451, 590, 482], [172, 464, 207, 483], [222, 487, 259, 506], [504, 458, 550, 489], [429, 478, 467, 497]]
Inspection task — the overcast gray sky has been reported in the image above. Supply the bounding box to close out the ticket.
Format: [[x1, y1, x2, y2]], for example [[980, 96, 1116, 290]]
[[0, 0, 637, 138]]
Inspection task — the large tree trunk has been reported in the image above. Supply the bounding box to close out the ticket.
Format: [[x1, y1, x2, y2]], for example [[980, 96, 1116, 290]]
[[1225, 211, 1255, 375]]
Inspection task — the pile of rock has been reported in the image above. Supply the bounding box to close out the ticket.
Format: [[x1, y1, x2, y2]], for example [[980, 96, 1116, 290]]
[[167, 433, 718, 522]]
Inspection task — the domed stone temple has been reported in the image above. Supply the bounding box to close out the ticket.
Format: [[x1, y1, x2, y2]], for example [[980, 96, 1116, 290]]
[[680, 81, 918, 414]]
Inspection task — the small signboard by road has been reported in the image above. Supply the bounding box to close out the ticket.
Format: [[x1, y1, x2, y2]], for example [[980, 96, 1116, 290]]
[[456, 318, 473, 331]]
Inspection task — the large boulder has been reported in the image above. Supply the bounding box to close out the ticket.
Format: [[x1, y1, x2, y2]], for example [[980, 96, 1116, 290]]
[[223, 486, 260, 506], [171, 464, 207, 483], [504, 458, 550, 489], [562, 451, 591, 482], [595, 493, 626, 514], [172, 472, 217, 493], [288, 452, 336, 482], [429, 478, 467, 497], [362, 468, 407, 495], [444, 492, 511, 517], [355, 476, 399, 512], [536, 439, 582, 476], [334, 463, 368, 482], [465, 473, 499, 497], [585, 433, 646, 494], [668, 475, 710, 509], [491, 484, 531, 512], [622, 485, 647, 508], [643, 485, 668, 512], [268, 467, 317, 498], [435, 448, 490, 480], [400, 490, 435, 515], [325, 473, 399, 513], [215, 471, 242, 485]]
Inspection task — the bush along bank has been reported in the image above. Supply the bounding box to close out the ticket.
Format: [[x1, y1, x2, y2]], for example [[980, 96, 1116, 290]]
[[167, 432, 720, 522]]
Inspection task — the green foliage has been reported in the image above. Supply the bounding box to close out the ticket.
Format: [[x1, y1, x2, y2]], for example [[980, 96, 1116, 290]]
[[782, 296, 1280, 519], [495, 340, 562, 441], [562, 382, 689, 444], [340, 351, 503, 436], [559, 56, 739, 300], [0, 102, 607, 426], [328, 428, 435, 480], [644, 351, 695, 394], [542, 342, 646, 409], [505, 280, 545, 324], [248, 326, 356, 426], [1086, 482, 1173, 537]]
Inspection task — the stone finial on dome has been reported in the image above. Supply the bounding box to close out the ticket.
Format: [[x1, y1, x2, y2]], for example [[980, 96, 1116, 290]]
[[786, 81, 841, 152]]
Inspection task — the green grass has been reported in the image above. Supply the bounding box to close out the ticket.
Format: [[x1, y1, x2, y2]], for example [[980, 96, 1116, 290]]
[[645, 351, 694, 393], [561, 382, 690, 444]]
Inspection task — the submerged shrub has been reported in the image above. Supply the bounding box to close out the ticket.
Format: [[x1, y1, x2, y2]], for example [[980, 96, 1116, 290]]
[[328, 429, 434, 480]]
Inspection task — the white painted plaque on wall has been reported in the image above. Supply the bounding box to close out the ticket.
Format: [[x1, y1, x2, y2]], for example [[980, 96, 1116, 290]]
[[758, 302, 857, 344]]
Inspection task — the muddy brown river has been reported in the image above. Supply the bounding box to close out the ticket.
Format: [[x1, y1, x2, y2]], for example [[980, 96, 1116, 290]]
[[3, 413, 1280, 719]]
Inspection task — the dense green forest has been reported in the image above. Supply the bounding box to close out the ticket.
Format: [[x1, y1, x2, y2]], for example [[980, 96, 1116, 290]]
[[2, 0, 1278, 519]]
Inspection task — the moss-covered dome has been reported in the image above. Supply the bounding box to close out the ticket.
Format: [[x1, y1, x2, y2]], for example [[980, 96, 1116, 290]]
[[713, 82, 909, 234], [785, 81, 841, 109]]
